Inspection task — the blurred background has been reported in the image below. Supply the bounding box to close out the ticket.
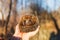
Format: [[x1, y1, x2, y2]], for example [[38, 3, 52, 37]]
[[0, 0, 60, 40]]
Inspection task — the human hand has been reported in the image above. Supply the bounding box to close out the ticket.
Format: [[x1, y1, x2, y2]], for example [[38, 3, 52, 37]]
[[13, 24, 40, 40]]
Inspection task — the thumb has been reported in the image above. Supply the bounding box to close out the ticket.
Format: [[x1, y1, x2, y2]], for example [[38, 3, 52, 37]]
[[15, 24, 20, 34]]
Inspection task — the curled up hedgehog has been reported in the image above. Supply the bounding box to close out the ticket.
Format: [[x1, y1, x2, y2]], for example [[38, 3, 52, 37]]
[[19, 14, 39, 33]]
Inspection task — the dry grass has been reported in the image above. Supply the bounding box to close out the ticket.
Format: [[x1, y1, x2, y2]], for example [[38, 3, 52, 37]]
[[30, 12, 58, 40]]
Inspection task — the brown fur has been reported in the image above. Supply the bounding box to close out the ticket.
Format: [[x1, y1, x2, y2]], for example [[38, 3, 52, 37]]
[[19, 15, 39, 33]]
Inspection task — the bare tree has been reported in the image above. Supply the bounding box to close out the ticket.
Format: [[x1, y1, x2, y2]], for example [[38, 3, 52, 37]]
[[7, 0, 18, 37]]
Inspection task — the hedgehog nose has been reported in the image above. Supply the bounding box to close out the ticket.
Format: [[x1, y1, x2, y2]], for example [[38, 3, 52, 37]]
[[26, 20, 31, 25], [26, 20, 29, 23]]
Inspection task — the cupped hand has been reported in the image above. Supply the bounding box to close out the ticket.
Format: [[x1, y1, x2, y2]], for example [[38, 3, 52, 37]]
[[13, 24, 40, 40]]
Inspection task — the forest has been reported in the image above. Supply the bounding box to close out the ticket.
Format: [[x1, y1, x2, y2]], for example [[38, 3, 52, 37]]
[[0, 0, 60, 40]]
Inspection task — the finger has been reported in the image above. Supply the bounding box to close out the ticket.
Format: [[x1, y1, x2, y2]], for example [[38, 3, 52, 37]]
[[26, 26, 40, 37], [14, 24, 20, 34]]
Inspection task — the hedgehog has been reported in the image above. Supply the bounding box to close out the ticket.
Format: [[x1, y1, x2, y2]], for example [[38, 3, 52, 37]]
[[19, 15, 39, 33]]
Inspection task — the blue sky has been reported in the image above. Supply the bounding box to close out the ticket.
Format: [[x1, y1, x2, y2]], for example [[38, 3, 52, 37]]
[[17, 0, 60, 12]]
